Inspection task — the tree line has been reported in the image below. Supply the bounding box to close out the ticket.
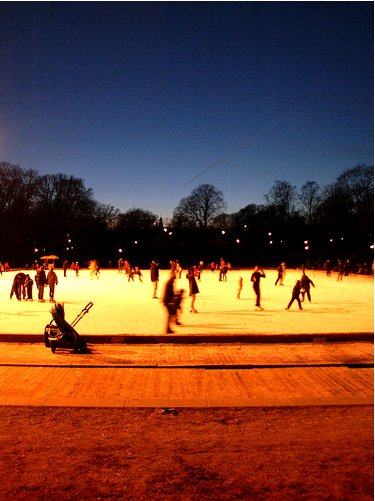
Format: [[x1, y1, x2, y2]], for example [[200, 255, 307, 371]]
[[0, 161, 373, 269]]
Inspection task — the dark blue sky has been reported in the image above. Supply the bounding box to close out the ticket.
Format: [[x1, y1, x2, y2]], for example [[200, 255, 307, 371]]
[[1, 2, 373, 219]]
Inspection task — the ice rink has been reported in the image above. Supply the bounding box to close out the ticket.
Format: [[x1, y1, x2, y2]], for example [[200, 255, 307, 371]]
[[1, 267, 373, 336]]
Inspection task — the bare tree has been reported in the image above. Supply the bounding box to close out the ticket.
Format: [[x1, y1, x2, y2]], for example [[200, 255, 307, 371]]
[[173, 184, 226, 229], [265, 180, 298, 219], [299, 181, 322, 224]]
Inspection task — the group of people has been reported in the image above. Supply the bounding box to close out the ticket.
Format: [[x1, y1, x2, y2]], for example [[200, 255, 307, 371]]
[[10, 265, 58, 303], [118, 258, 144, 282], [243, 264, 315, 312]]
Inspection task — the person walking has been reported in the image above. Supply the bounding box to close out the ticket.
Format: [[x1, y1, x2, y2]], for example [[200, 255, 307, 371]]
[[251, 266, 266, 311], [186, 266, 199, 313], [47, 267, 58, 303], [150, 260, 159, 298], [35, 266, 47, 302], [301, 272, 315, 302], [285, 280, 303, 310]]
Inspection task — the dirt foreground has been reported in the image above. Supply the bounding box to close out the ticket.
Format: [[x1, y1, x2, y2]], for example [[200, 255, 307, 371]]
[[1, 405, 373, 500]]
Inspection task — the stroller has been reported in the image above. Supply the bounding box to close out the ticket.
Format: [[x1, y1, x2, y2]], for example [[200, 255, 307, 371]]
[[44, 302, 93, 353]]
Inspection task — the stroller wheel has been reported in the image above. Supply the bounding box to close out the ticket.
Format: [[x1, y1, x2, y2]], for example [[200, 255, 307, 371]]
[[51, 342, 56, 353]]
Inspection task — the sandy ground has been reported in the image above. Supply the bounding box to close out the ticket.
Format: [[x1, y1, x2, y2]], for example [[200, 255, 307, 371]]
[[1, 267, 373, 336]]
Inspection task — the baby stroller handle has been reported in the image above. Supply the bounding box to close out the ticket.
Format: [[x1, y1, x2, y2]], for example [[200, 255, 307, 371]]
[[71, 301, 94, 328]]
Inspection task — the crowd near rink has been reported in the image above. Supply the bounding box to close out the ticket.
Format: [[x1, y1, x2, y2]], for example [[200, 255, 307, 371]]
[[1, 263, 373, 337]]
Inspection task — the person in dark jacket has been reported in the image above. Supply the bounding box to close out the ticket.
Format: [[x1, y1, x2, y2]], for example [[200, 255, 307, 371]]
[[24, 274, 34, 300], [251, 266, 266, 311], [163, 271, 179, 333], [186, 267, 199, 313], [150, 260, 159, 298], [285, 280, 303, 310], [10, 272, 26, 301], [47, 268, 58, 303], [301, 272, 315, 302], [35, 266, 47, 302]]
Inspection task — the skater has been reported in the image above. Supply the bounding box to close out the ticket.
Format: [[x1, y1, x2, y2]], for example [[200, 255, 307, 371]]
[[251, 266, 266, 311], [301, 272, 315, 302], [35, 265, 47, 302], [63, 260, 69, 277], [129, 266, 143, 282], [47, 267, 58, 303], [24, 274, 34, 300], [186, 266, 199, 313], [10, 272, 26, 301], [150, 260, 159, 298], [163, 271, 179, 334], [237, 276, 243, 299], [275, 262, 286, 286], [285, 280, 303, 310], [337, 260, 344, 281], [89, 260, 100, 279]]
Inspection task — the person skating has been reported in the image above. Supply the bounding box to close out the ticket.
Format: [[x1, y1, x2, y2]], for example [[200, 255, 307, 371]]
[[150, 260, 159, 298], [301, 272, 315, 302], [186, 266, 199, 313], [285, 280, 303, 310], [163, 271, 178, 334], [237, 276, 243, 299], [251, 266, 266, 310], [275, 262, 286, 285]]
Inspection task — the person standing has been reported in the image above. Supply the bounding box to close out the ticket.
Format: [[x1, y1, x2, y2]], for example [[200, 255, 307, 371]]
[[24, 274, 34, 300], [63, 260, 69, 277], [251, 266, 266, 311], [35, 266, 47, 302], [150, 260, 159, 298], [47, 267, 58, 303], [285, 280, 303, 310], [163, 271, 178, 334], [186, 266, 199, 313]]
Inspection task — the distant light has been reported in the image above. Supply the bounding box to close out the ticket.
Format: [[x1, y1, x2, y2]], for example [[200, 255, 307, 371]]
[[370, 244, 374, 249], [34, 248, 38, 253], [330, 238, 333, 242], [304, 240, 308, 244], [269, 240, 273, 245], [163, 228, 168, 232], [236, 239, 240, 244], [168, 231, 172, 236], [221, 230, 225, 235], [244, 225, 247, 229], [118, 248, 123, 253], [134, 241, 138, 244], [68, 239, 71, 243], [268, 232, 272, 236], [304, 246, 309, 250]]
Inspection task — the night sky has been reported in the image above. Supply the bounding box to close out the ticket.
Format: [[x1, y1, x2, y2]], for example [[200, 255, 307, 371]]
[[1, 2, 373, 219]]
